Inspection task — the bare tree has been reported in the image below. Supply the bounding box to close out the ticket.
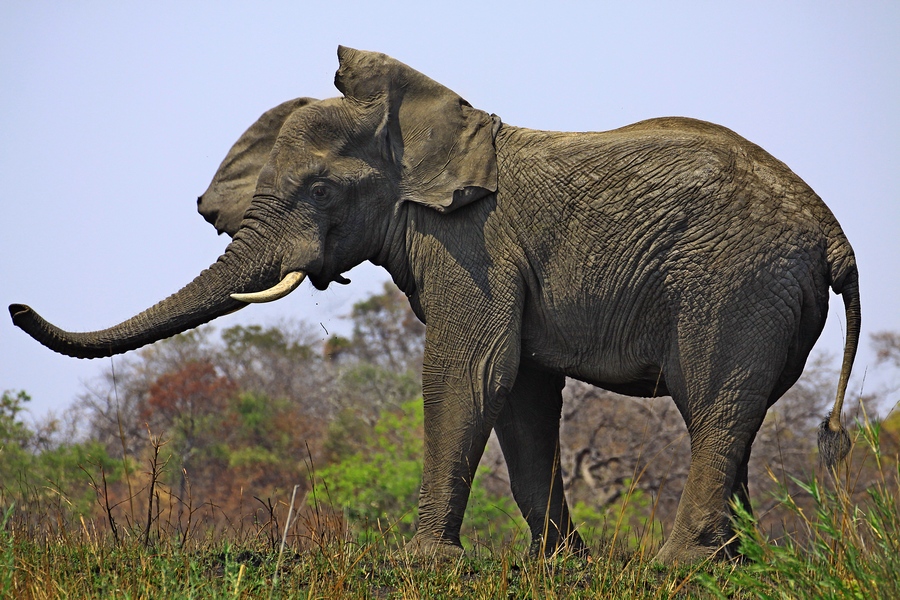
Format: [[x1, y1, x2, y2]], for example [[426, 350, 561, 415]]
[[873, 331, 900, 370], [217, 319, 337, 421], [344, 282, 425, 376]]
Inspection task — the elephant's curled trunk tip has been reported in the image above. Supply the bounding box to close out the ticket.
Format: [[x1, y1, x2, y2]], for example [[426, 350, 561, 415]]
[[9, 304, 36, 333], [817, 412, 851, 471], [9, 303, 28, 321]]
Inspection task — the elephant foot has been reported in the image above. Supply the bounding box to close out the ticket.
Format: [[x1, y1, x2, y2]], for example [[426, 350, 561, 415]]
[[653, 535, 737, 566], [653, 540, 711, 566], [403, 534, 464, 563]]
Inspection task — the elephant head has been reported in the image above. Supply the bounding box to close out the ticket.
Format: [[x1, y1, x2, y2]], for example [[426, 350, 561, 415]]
[[9, 46, 499, 359]]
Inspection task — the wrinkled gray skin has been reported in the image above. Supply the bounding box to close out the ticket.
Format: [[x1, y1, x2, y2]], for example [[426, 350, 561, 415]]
[[11, 47, 861, 564]]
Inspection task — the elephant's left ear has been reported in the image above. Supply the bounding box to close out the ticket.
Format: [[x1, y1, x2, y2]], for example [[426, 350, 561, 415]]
[[335, 46, 499, 213]]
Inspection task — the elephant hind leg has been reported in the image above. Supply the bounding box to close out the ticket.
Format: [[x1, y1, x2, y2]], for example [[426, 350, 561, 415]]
[[655, 396, 767, 564], [656, 311, 792, 564], [493, 366, 586, 557], [723, 352, 806, 556]]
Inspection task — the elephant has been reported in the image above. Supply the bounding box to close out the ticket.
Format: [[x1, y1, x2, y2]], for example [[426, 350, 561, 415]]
[[10, 46, 860, 565]]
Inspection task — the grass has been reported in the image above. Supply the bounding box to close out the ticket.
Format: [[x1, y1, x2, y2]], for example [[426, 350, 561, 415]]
[[5, 526, 718, 599], [703, 412, 900, 600], [3, 411, 899, 599]]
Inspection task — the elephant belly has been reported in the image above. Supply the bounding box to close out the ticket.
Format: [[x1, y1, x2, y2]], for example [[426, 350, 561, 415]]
[[520, 325, 669, 398]]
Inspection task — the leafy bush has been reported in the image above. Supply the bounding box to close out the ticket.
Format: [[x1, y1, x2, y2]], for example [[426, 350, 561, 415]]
[[313, 400, 424, 538], [702, 412, 900, 599], [0, 390, 122, 520], [312, 399, 526, 548]]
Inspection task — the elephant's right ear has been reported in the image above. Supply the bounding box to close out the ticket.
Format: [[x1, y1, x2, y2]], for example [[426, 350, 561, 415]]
[[334, 47, 498, 213], [198, 97, 317, 236]]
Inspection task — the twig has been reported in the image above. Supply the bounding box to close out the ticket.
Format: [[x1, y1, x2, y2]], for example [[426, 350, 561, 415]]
[[271, 484, 301, 598]]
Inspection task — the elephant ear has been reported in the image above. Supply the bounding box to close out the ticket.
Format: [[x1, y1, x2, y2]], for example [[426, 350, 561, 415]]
[[198, 97, 317, 236], [334, 46, 499, 213]]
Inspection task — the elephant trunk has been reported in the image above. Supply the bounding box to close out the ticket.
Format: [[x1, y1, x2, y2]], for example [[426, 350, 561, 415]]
[[9, 229, 289, 359]]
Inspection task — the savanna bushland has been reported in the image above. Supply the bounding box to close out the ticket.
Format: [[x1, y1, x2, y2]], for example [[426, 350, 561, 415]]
[[3, 283, 899, 598]]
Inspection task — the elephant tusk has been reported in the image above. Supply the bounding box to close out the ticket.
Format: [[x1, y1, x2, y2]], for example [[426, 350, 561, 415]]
[[230, 271, 306, 303]]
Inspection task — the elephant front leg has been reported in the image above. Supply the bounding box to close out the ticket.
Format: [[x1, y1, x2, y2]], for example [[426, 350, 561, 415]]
[[493, 367, 586, 557], [407, 324, 520, 556]]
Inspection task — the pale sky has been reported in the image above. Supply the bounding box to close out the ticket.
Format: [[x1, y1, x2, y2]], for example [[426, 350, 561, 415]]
[[2, 2, 898, 419]]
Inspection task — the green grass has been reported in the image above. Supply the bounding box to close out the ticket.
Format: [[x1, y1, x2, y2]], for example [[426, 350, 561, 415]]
[[4, 414, 899, 599], [6, 529, 721, 599], [702, 414, 900, 600]]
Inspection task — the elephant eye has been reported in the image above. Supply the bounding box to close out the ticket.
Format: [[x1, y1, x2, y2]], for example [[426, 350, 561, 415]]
[[309, 182, 331, 201]]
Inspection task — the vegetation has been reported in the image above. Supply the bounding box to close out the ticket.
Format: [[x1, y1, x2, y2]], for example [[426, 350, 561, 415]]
[[3, 415, 898, 598], [314, 399, 526, 548], [2, 282, 899, 597], [0, 389, 123, 522]]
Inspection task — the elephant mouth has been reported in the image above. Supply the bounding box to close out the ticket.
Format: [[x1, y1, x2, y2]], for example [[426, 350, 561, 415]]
[[308, 271, 351, 291]]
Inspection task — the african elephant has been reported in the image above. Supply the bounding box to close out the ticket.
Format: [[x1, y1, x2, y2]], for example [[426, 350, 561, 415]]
[[10, 47, 860, 565]]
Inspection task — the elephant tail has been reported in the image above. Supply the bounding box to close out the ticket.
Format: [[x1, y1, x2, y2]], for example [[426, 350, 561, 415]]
[[817, 251, 861, 470]]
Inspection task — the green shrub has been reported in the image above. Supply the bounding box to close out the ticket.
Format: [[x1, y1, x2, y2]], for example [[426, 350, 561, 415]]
[[1, 390, 122, 520], [312, 399, 526, 548], [703, 414, 900, 599]]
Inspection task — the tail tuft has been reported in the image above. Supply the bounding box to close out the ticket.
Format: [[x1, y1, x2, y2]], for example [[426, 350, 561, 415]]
[[817, 413, 851, 471]]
